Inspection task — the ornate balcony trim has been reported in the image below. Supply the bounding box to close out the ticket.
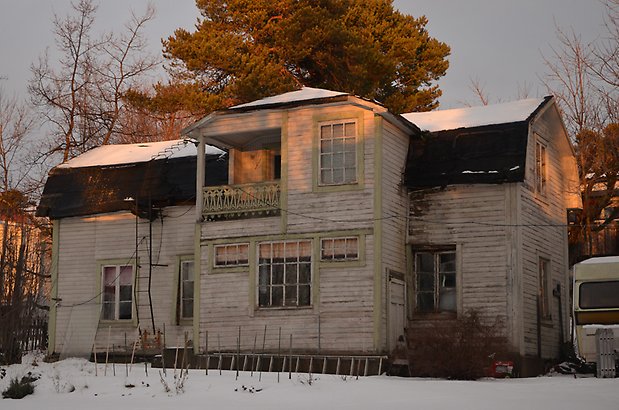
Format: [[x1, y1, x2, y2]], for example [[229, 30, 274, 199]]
[[202, 181, 280, 220]]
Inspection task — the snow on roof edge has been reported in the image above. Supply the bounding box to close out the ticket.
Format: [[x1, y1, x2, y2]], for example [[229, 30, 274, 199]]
[[401, 97, 549, 133], [229, 87, 349, 109], [57, 139, 225, 169]]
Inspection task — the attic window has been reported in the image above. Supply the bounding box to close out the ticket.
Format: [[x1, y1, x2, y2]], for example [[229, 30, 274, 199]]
[[535, 138, 547, 195]]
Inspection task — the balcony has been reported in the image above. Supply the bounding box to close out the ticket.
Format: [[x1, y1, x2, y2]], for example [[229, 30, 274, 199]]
[[202, 181, 281, 220]]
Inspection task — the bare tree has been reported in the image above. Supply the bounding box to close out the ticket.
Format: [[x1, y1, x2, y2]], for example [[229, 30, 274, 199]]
[[542, 3, 619, 258], [0, 90, 35, 192], [93, 4, 159, 145], [0, 90, 50, 364], [29, 0, 159, 162], [541, 28, 603, 137], [29, 0, 100, 162], [468, 77, 490, 106]]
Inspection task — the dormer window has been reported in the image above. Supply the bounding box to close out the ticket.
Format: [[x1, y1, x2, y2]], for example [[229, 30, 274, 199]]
[[319, 120, 357, 185]]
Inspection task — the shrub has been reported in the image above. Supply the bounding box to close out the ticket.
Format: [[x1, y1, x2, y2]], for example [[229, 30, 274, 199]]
[[2, 377, 35, 399], [408, 310, 508, 380]]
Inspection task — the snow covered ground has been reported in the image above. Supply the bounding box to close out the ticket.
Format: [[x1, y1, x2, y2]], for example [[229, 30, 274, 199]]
[[1, 353, 618, 410]]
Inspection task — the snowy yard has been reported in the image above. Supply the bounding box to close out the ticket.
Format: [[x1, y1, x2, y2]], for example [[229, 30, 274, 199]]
[[1, 354, 618, 410]]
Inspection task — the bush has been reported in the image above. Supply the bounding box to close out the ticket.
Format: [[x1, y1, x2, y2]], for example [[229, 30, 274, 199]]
[[2, 377, 35, 399], [408, 310, 508, 380]]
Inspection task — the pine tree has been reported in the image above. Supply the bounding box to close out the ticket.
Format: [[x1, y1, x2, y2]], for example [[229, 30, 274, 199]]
[[132, 0, 450, 115]]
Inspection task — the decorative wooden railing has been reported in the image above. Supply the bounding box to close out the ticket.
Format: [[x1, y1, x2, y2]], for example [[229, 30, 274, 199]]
[[202, 181, 281, 220]]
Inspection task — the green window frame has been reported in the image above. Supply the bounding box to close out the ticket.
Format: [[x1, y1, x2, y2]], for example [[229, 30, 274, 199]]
[[318, 120, 358, 186], [258, 240, 312, 308], [101, 264, 134, 321], [179, 260, 194, 320]]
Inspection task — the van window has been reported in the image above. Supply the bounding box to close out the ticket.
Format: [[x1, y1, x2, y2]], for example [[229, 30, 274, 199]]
[[579, 281, 619, 309]]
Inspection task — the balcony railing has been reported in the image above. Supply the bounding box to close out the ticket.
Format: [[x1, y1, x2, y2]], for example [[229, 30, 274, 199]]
[[202, 181, 281, 220]]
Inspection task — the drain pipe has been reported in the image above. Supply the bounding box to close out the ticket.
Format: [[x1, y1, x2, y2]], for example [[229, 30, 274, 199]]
[[553, 283, 565, 356]]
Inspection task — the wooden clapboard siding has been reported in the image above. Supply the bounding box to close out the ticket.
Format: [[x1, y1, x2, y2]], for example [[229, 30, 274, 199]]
[[199, 110, 284, 137], [201, 217, 281, 240], [197, 233, 376, 354], [54, 207, 195, 354], [285, 105, 375, 234], [408, 184, 510, 332], [518, 106, 571, 359], [194, 103, 380, 354], [380, 120, 410, 350]]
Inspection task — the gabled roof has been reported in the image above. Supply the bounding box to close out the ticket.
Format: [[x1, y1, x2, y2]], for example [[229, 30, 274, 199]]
[[404, 97, 553, 189], [36, 140, 228, 219]]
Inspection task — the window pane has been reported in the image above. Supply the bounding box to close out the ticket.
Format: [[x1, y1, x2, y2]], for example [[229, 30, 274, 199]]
[[343, 168, 356, 183], [321, 154, 332, 169], [332, 138, 344, 153], [258, 265, 269, 286], [321, 169, 333, 184], [333, 168, 344, 184], [442, 272, 456, 288], [182, 300, 193, 318], [344, 122, 356, 137], [439, 253, 456, 272], [183, 282, 194, 299], [119, 266, 132, 285], [417, 253, 434, 273], [439, 288, 456, 312], [182, 261, 194, 281], [332, 123, 343, 138], [103, 285, 115, 302], [103, 266, 116, 285], [272, 264, 284, 284], [417, 292, 434, 313], [272, 286, 283, 307], [320, 139, 332, 154], [344, 152, 356, 167], [119, 301, 132, 319], [102, 302, 114, 320], [258, 286, 269, 307], [320, 125, 331, 139], [417, 272, 434, 291], [285, 285, 297, 306], [332, 153, 344, 167], [285, 264, 297, 284], [119, 285, 132, 302], [299, 264, 311, 284], [299, 285, 311, 306]]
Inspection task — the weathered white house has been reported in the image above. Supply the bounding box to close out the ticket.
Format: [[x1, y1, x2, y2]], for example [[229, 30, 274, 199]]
[[402, 98, 580, 373], [38, 88, 579, 375]]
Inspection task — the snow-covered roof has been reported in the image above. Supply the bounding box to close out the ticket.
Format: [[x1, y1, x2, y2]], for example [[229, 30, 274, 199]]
[[401, 98, 548, 132], [57, 139, 224, 169], [230, 87, 348, 109]]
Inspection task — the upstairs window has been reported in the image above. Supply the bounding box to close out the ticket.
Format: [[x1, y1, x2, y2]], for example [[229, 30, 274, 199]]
[[319, 120, 357, 185], [414, 250, 456, 314], [535, 139, 547, 195], [101, 264, 133, 320]]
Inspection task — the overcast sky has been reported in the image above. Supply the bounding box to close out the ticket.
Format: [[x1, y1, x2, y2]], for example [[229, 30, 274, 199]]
[[0, 0, 608, 110]]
